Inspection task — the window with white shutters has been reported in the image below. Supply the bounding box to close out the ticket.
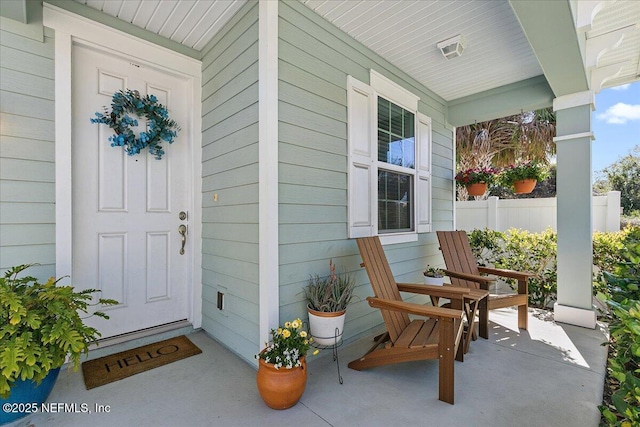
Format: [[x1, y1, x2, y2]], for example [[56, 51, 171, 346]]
[[347, 71, 432, 242]]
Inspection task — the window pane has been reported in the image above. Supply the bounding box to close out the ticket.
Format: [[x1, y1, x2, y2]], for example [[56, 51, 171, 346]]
[[378, 130, 391, 163], [403, 109, 414, 137], [403, 111, 415, 168], [378, 170, 412, 232], [403, 137, 415, 168], [378, 97, 390, 130], [377, 97, 415, 169], [390, 102, 403, 136]]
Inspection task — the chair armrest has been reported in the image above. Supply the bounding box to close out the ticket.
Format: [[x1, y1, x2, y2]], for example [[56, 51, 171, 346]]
[[397, 283, 470, 300], [442, 269, 495, 286], [366, 297, 463, 320], [477, 266, 533, 281]]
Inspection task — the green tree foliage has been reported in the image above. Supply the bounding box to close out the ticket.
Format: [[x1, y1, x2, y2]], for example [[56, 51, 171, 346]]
[[602, 145, 640, 216]]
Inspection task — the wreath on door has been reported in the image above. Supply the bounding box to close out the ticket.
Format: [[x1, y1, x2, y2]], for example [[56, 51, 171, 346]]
[[90, 89, 180, 160]]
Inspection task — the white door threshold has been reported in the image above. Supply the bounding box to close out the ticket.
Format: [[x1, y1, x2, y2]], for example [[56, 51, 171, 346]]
[[87, 320, 196, 360]]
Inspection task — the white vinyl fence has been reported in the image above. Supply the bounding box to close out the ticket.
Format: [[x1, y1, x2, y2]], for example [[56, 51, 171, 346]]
[[456, 191, 621, 233]]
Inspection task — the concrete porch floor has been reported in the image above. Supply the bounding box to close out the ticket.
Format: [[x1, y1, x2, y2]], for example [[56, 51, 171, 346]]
[[8, 308, 608, 427]]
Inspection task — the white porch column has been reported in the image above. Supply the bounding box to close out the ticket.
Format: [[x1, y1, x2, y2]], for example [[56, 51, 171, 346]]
[[553, 91, 597, 329], [258, 0, 279, 347]]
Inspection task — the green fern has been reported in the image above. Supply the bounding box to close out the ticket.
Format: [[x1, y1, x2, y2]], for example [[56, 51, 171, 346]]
[[0, 264, 117, 398]]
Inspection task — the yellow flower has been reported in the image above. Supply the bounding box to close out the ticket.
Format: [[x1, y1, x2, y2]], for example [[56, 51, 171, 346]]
[[300, 331, 307, 338], [313, 349, 320, 355], [282, 329, 291, 338], [304, 340, 308, 344], [291, 319, 301, 329], [284, 322, 291, 328], [277, 328, 282, 335]]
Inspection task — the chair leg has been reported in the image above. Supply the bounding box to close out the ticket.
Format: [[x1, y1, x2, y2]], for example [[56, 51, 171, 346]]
[[517, 278, 528, 330], [518, 303, 528, 330], [438, 318, 455, 404], [463, 301, 476, 354], [479, 296, 489, 339], [455, 335, 464, 363]]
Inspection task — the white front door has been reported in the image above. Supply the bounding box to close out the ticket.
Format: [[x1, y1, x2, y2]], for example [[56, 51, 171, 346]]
[[72, 43, 192, 338]]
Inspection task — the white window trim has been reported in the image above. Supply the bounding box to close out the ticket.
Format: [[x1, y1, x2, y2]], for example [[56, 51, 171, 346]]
[[371, 70, 419, 111], [380, 233, 419, 245], [348, 72, 432, 245]]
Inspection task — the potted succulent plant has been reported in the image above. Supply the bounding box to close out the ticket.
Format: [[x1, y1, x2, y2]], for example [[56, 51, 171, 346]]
[[499, 161, 549, 194], [303, 260, 356, 346], [423, 266, 445, 286], [0, 264, 117, 424], [455, 167, 498, 196]]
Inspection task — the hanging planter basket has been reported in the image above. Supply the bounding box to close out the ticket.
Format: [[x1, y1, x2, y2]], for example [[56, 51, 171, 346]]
[[466, 183, 488, 196], [513, 179, 537, 194]]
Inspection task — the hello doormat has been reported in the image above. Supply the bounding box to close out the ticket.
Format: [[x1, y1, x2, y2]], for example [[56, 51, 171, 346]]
[[82, 335, 202, 389]]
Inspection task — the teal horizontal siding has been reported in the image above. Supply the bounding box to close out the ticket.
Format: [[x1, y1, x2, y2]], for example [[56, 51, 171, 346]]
[[277, 1, 454, 344], [0, 23, 55, 279], [199, 1, 260, 365], [0, 67, 54, 100]]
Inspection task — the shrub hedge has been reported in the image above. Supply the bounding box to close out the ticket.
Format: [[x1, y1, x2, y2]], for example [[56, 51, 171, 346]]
[[469, 228, 557, 307], [598, 228, 640, 427], [467, 227, 634, 307]]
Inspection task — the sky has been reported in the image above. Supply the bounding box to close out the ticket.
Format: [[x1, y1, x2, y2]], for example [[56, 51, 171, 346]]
[[592, 81, 640, 179]]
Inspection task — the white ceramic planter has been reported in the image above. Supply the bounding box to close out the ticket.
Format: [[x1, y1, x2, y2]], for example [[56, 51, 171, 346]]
[[424, 276, 444, 286], [307, 308, 346, 346]]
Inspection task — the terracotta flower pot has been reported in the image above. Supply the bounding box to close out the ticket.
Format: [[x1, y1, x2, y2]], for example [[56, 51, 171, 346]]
[[256, 356, 307, 410], [513, 179, 537, 194], [466, 183, 488, 196]]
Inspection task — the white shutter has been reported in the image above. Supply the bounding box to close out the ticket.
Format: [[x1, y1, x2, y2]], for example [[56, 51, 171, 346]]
[[416, 112, 432, 233], [347, 76, 374, 238]]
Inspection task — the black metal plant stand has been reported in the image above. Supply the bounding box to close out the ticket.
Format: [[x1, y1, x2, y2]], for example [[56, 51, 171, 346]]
[[310, 327, 344, 384]]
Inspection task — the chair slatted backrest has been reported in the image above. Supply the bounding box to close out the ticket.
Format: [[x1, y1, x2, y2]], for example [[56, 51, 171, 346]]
[[356, 237, 411, 342], [437, 231, 481, 290]]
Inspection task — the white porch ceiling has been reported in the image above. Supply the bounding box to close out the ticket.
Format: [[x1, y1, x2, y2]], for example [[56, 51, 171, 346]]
[[73, 0, 248, 51], [73, 0, 640, 103], [300, 0, 543, 101]]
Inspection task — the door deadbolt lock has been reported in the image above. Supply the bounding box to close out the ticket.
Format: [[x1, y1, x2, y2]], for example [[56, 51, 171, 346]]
[[179, 211, 188, 221]]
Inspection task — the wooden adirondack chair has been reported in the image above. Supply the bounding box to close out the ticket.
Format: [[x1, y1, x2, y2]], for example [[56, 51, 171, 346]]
[[437, 231, 532, 330], [348, 236, 469, 404]]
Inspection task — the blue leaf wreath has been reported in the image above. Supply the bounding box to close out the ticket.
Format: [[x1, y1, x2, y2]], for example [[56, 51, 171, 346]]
[[90, 89, 180, 160]]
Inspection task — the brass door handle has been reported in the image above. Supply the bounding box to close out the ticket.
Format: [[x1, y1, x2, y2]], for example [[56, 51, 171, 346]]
[[178, 224, 187, 255]]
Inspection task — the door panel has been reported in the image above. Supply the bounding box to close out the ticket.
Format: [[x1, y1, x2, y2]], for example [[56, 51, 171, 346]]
[[72, 43, 191, 338]]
